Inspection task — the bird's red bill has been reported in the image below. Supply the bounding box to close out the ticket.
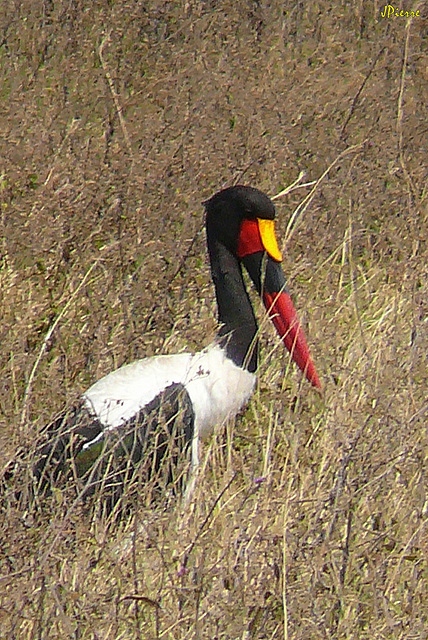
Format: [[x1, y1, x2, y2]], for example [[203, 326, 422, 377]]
[[263, 291, 321, 389]]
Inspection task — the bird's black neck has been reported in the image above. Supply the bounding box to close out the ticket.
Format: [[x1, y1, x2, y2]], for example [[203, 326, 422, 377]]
[[206, 229, 258, 373]]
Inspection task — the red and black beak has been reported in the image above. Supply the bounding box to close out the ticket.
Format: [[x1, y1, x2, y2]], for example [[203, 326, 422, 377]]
[[237, 218, 321, 389]]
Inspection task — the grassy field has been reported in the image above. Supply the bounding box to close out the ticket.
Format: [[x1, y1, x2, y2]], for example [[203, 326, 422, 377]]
[[0, 1, 427, 638]]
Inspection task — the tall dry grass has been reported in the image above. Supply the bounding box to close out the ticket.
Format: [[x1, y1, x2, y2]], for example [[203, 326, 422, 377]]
[[1, 1, 426, 638]]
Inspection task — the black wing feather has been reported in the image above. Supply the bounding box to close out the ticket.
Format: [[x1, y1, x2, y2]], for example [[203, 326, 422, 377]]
[[33, 382, 195, 513]]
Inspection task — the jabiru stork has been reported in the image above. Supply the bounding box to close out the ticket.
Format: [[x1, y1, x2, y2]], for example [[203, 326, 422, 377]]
[[32, 185, 321, 510]]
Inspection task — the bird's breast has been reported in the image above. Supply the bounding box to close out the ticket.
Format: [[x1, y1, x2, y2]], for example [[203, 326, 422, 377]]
[[185, 345, 256, 438]]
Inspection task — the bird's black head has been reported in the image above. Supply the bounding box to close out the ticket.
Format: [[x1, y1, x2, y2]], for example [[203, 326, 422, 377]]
[[203, 185, 276, 255], [203, 185, 276, 220]]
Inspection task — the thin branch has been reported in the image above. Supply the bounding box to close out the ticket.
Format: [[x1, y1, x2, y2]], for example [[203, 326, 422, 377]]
[[340, 46, 386, 139], [142, 225, 204, 333], [282, 503, 290, 640], [283, 141, 367, 247], [98, 32, 134, 158], [272, 171, 316, 200], [396, 9, 421, 204], [20, 256, 108, 428], [179, 473, 236, 575], [347, 210, 367, 351]]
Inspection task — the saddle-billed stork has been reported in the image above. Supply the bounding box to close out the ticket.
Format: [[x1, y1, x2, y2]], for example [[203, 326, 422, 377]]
[[32, 185, 321, 510]]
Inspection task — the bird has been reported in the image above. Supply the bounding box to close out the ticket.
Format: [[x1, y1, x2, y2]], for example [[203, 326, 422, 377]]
[[30, 185, 321, 513]]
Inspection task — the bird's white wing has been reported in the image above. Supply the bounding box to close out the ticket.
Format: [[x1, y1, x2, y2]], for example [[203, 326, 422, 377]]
[[82, 353, 194, 429]]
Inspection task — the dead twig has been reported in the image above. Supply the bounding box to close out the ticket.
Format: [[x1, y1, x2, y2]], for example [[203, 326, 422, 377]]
[[20, 261, 100, 429], [98, 32, 134, 159], [396, 9, 421, 205], [282, 141, 367, 248], [179, 473, 236, 575], [340, 46, 386, 140]]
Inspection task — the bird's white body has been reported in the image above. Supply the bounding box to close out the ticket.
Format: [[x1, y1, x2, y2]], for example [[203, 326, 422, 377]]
[[83, 344, 256, 442]]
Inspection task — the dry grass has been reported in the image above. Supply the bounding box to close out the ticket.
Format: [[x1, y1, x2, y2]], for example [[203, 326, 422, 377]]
[[1, 1, 427, 638]]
